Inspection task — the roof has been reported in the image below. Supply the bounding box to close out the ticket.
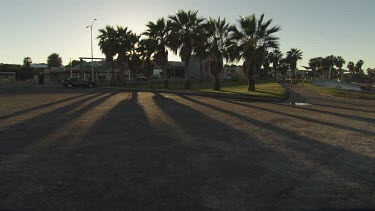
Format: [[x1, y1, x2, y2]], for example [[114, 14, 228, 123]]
[[30, 64, 48, 68], [0, 72, 16, 75]]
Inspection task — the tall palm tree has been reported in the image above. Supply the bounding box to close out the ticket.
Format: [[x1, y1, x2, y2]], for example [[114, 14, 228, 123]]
[[334, 56, 346, 69], [115, 26, 135, 83], [168, 10, 205, 89], [195, 17, 236, 90], [144, 18, 171, 88], [268, 49, 283, 79], [138, 38, 157, 78], [128, 33, 141, 81], [334, 56, 346, 79], [347, 61, 355, 74], [323, 55, 336, 79], [286, 48, 303, 79], [231, 14, 280, 91], [355, 60, 364, 74], [309, 57, 322, 79], [97, 26, 117, 84], [279, 58, 290, 80]]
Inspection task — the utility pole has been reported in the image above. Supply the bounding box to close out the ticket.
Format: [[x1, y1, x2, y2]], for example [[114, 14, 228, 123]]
[[70, 58, 72, 78], [87, 19, 97, 82]]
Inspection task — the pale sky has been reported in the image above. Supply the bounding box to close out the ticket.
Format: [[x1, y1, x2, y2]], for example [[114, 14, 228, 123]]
[[0, 0, 374, 69]]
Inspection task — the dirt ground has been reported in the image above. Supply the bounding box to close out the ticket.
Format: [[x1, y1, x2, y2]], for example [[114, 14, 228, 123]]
[[0, 86, 374, 211]]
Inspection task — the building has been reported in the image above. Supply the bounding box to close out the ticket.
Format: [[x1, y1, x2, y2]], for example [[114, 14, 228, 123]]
[[0, 72, 16, 83], [50, 61, 118, 83]]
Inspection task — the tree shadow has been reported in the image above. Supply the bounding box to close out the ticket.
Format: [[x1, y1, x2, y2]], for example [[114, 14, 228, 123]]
[[0, 91, 118, 154], [277, 103, 375, 124], [308, 95, 375, 108], [0, 93, 90, 120], [1, 91, 373, 210], [179, 95, 374, 189], [310, 102, 375, 113], [217, 98, 374, 136]]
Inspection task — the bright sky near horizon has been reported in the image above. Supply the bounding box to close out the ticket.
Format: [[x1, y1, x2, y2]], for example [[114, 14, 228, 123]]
[[0, 0, 374, 69]]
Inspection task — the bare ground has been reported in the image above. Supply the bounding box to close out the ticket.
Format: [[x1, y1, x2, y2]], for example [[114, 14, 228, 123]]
[[0, 86, 374, 211]]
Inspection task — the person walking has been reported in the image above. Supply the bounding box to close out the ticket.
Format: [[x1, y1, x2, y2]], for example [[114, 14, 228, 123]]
[[38, 73, 44, 86]]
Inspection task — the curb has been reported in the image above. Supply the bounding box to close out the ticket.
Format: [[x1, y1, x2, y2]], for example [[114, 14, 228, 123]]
[[100, 86, 283, 102]]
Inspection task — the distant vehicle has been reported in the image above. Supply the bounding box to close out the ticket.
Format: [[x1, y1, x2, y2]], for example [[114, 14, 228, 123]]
[[223, 74, 239, 81], [136, 74, 148, 81], [151, 74, 162, 80], [62, 78, 96, 88]]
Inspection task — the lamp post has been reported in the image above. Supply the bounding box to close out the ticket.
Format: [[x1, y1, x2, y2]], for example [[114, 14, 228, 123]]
[[70, 58, 72, 78], [87, 19, 97, 82]]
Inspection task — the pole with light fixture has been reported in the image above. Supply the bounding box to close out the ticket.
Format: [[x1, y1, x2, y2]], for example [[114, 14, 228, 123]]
[[70, 58, 72, 78], [87, 19, 97, 82]]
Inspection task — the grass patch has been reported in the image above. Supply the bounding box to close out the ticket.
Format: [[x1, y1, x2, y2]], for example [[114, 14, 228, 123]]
[[304, 83, 375, 100], [196, 80, 288, 100], [106, 80, 288, 100]]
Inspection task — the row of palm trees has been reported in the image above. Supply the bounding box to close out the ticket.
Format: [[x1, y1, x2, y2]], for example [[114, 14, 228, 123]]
[[257, 48, 303, 80], [97, 10, 282, 91], [308, 56, 365, 79]]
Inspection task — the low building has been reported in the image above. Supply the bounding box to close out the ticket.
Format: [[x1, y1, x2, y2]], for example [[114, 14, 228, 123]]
[[50, 61, 117, 83], [0, 72, 16, 83]]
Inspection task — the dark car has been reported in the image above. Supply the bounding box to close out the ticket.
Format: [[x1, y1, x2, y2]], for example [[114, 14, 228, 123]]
[[137, 74, 148, 81], [62, 78, 96, 88]]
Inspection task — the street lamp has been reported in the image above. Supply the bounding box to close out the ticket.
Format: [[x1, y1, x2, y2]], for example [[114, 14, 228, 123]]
[[87, 18, 97, 82], [70, 58, 72, 78]]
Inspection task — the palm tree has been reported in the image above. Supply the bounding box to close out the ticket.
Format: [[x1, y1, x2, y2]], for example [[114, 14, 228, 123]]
[[261, 52, 271, 80], [355, 60, 364, 74], [115, 26, 135, 83], [334, 56, 346, 69], [268, 49, 283, 79], [322, 55, 336, 79], [334, 56, 346, 79], [144, 18, 171, 88], [195, 17, 236, 90], [278, 58, 290, 80], [309, 57, 322, 79], [347, 61, 355, 74], [138, 38, 157, 78], [286, 48, 303, 79], [97, 25, 117, 84], [231, 14, 280, 91], [128, 33, 141, 81], [168, 10, 205, 89]]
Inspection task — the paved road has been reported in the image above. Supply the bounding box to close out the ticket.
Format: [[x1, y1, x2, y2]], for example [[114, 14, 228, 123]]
[[0, 87, 374, 210]]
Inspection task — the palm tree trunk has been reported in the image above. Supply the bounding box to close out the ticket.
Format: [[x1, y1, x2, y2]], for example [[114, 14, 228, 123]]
[[111, 61, 115, 85], [213, 74, 220, 91], [199, 61, 203, 84], [184, 61, 191, 89], [274, 67, 277, 79], [248, 61, 256, 91], [328, 65, 332, 80]]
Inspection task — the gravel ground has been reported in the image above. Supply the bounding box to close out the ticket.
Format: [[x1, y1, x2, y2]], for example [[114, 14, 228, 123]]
[[0, 86, 374, 211]]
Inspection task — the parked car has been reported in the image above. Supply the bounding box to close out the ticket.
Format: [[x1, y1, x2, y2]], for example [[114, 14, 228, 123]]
[[137, 74, 148, 81], [62, 78, 96, 88], [223, 74, 239, 81]]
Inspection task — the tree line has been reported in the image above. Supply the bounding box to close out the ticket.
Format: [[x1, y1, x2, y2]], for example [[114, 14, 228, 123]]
[[12, 10, 373, 88], [97, 10, 286, 91]]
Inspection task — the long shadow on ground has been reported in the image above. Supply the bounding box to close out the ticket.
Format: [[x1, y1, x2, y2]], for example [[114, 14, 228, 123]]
[[1, 91, 374, 211]]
